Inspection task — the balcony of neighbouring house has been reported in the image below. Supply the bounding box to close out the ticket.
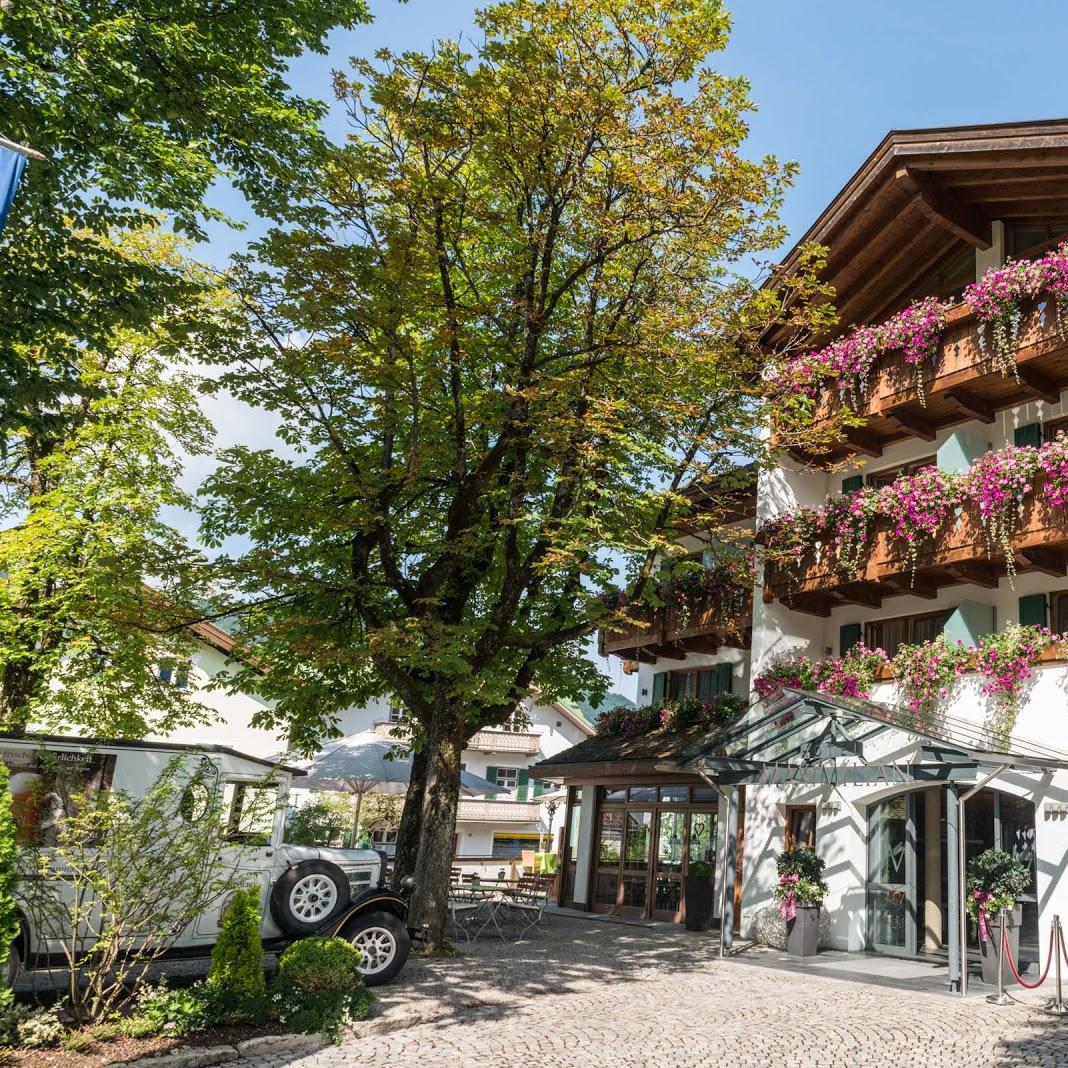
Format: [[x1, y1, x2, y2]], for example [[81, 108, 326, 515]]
[[762, 451, 1068, 615], [776, 288, 1068, 466], [598, 574, 752, 664], [456, 798, 542, 823], [465, 729, 542, 755]]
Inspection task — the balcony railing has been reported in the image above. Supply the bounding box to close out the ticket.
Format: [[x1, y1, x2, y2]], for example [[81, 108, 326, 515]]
[[764, 470, 1068, 615], [598, 584, 752, 663], [456, 798, 542, 823], [789, 297, 1068, 463], [466, 730, 541, 755]]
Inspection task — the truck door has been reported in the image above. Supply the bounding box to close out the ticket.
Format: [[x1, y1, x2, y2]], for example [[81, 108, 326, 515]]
[[190, 778, 282, 943]]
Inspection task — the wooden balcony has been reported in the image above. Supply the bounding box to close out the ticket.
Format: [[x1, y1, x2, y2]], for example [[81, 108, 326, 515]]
[[764, 472, 1068, 615], [466, 730, 542, 755], [456, 798, 542, 823], [793, 297, 1068, 464], [598, 588, 752, 664]]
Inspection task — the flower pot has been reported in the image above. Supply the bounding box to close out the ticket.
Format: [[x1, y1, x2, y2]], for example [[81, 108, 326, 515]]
[[978, 905, 1022, 987], [683, 875, 715, 932], [785, 904, 820, 957]]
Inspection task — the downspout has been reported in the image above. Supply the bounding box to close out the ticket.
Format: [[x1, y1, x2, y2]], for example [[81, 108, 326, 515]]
[[696, 764, 732, 959], [957, 762, 1013, 997]]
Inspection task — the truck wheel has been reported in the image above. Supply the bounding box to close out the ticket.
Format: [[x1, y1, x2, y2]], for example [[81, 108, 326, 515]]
[[342, 910, 410, 986], [270, 861, 350, 935], [3, 942, 19, 987]]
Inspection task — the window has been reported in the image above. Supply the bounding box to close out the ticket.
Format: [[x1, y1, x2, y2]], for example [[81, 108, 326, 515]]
[[387, 704, 403, 723], [865, 610, 949, 659], [494, 767, 519, 792], [661, 664, 733, 701], [1007, 224, 1068, 262], [863, 456, 936, 490], [492, 833, 540, 858], [1045, 416, 1068, 443], [907, 246, 975, 305], [157, 661, 190, 689], [1053, 592, 1068, 635], [784, 805, 816, 852], [222, 782, 276, 846]]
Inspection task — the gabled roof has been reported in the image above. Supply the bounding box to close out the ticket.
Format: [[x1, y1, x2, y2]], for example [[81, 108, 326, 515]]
[[768, 118, 1068, 341]]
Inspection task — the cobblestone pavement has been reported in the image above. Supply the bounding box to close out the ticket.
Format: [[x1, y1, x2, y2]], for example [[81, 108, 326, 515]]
[[233, 917, 1068, 1068]]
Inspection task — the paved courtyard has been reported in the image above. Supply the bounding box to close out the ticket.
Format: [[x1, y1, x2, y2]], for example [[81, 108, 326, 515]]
[[236, 916, 1068, 1068]]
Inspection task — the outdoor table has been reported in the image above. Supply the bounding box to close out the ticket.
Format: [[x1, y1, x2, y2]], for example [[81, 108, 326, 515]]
[[447, 883, 508, 943]]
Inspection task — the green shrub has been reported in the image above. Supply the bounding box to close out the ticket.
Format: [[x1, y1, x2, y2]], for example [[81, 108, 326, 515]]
[[120, 1015, 162, 1040], [269, 938, 372, 1042], [687, 860, 713, 878], [0, 1004, 65, 1049], [126, 980, 210, 1037], [206, 886, 266, 1022], [89, 1020, 122, 1043], [60, 1029, 95, 1054], [776, 846, 825, 883]]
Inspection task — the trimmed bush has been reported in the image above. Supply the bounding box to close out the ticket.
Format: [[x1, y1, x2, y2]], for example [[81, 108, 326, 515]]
[[269, 937, 372, 1042], [206, 885, 267, 1022]]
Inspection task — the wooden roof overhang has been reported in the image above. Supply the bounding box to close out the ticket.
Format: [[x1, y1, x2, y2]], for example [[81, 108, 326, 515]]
[[765, 119, 1068, 347]]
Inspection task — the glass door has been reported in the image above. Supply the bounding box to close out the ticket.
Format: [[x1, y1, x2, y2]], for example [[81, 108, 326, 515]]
[[593, 808, 624, 913], [651, 810, 685, 920], [867, 794, 917, 956], [620, 810, 653, 915]]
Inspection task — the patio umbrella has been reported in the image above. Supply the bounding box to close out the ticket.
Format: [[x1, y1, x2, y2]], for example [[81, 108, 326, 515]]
[[292, 731, 506, 842]]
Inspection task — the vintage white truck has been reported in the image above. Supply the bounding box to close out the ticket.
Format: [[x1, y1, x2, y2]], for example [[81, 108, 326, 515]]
[[1, 733, 413, 986]]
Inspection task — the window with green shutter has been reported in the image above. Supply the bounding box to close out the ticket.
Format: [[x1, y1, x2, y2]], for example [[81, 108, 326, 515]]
[[516, 768, 529, 801], [840, 622, 862, 656], [841, 475, 863, 494], [484, 765, 497, 800], [652, 672, 667, 701], [533, 778, 544, 799], [715, 662, 733, 694], [1015, 423, 1043, 448], [1019, 593, 1047, 628]]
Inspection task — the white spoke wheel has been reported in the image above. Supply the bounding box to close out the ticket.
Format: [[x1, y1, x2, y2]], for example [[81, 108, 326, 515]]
[[270, 861, 349, 935], [343, 910, 411, 986], [290, 874, 338, 922], [351, 925, 397, 975]]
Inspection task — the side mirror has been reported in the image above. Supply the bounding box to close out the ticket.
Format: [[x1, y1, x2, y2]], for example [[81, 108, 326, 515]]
[[399, 874, 416, 892]]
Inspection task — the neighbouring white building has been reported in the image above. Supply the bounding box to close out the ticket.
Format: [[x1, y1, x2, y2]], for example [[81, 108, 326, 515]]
[[149, 622, 594, 864], [537, 120, 1068, 992]]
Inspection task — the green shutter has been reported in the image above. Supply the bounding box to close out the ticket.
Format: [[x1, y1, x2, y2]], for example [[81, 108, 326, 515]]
[[484, 766, 497, 800], [1015, 422, 1043, 448], [715, 662, 733, 695], [533, 778, 544, 799], [652, 672, 667, 702], [517, 768, 529, 801], [1019, 593, 1047, 628], [840, 622, 862, 656], [944, 601, 996, 646], [841, 475, 863, 494]]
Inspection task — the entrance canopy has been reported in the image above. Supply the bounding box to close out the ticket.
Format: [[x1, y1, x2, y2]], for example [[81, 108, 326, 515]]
[[659, 688, 1068, 786]]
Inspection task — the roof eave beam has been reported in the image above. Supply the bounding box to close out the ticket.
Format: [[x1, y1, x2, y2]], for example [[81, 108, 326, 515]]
[[896, 167, 993, 250]]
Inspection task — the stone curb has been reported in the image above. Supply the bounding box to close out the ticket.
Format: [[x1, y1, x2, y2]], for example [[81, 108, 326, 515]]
[[113, 1033, 326, 1068]]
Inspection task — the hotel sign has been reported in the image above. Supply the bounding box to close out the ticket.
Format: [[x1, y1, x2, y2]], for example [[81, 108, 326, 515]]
[[718, 762, 978, 786]]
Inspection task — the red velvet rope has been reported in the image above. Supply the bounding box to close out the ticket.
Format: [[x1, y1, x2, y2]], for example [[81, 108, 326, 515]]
[[1003, 922, 1055, 989]]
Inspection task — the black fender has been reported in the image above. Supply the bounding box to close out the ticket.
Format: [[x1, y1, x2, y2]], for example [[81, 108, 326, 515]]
[[316, 886, 409, 938]]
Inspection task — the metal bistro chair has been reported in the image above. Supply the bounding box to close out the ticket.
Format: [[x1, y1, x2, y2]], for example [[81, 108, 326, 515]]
[[446, 877, 487, 943], [499, 874, 554, 939]]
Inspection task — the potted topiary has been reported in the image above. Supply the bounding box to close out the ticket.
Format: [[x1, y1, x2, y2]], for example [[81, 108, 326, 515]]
[[966, 848, 1031, 986], [684, 860, 715, 932], [774, 847, 828, 957]]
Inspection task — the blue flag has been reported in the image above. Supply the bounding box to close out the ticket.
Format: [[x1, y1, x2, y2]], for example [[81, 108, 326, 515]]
[[0, 145, 28, 234]]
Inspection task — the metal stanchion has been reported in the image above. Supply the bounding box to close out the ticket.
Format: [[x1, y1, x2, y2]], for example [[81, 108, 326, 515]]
[[986, 909, 1017, 1006], [1045, 915, 1068, 1017]]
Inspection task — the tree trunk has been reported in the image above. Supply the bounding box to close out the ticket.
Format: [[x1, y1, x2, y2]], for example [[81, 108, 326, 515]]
[[391, 743, 428, 888], [0, 660, 37, 733], [408, 709, 464, 952]]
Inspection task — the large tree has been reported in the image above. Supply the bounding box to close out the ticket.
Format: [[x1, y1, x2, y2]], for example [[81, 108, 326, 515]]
[[201, 0, 826, 948], [0, 0, 377, 729]]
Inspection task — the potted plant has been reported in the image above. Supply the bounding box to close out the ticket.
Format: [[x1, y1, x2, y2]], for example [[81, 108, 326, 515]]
[[684, 860, 715, 932], [966, 848, 1031, 986], [774, 847, 828, 956]]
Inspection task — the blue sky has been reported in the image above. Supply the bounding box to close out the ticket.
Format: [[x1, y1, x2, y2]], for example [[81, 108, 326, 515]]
[[192, 0, 1068, 703], [199, 0, 1068, 266]]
